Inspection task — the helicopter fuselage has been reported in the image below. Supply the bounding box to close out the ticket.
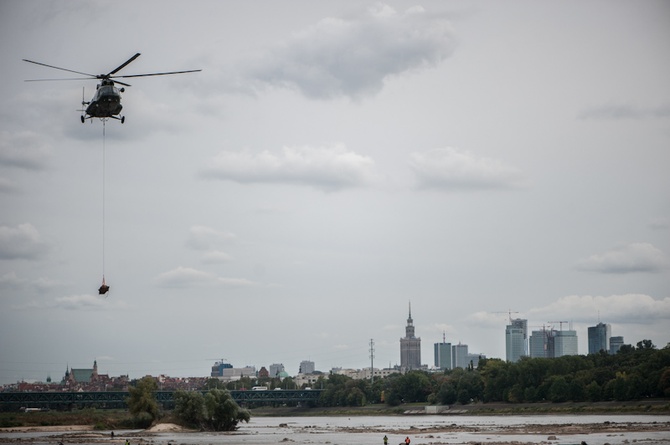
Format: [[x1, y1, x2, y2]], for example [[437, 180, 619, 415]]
[[85, 80, 123, 118]]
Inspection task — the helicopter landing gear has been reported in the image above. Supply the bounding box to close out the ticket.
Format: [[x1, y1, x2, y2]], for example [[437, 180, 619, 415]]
[[121, 116, 125, 124], [81, 115, 85, 123]]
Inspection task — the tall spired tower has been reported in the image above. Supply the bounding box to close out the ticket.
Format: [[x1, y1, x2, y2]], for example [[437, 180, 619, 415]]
[[400, 302, 421, 371]]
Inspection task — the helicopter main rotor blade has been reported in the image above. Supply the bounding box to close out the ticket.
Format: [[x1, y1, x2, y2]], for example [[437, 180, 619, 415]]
[[113, 69, 202, 79], [23, 59, 97, 78], [25, 77, 95, 82], [107, 53, 141, 76]]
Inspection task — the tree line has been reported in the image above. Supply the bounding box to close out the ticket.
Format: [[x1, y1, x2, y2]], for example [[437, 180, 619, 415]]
[[313, 340, 670, 407]]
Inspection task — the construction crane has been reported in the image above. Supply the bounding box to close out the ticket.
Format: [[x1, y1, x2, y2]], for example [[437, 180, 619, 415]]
[[493, 310, 520, 322], [548, 321, 569, 331]]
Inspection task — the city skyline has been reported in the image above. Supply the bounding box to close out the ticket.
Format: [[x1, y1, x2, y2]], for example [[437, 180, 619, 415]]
[[4, 310, 658, 385]]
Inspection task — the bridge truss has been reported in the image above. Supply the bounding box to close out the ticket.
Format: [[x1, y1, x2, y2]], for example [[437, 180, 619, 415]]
[[0, 389, 322, 411]]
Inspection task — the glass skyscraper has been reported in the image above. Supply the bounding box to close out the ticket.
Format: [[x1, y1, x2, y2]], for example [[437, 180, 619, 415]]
[[505, 318, 528, 363], [588, 322, 611, 354]]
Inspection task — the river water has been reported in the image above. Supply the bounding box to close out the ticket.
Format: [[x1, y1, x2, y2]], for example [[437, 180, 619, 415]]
[[1, 414, 669, 445]]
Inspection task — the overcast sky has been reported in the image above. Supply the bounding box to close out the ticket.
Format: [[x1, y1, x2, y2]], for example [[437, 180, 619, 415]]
[[1, 1, 669, 384]]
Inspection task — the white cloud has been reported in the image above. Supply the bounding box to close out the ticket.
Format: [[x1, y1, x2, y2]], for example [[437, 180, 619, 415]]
[[247, 4, 456, 99], [575, 242, 668, 274], [409, 147, 526, 191], [200, 145, 378, 191], [53, 294, 113, 310], [527, 294, 670, 324], [466, 311, 511, 328], [0, 223, 48, 260], [201, 250, 234, 264], [186, 225, 236, 251], [14, 293, 128, 311], [154, 266, 254, 289], [0, 131, 51, 170]]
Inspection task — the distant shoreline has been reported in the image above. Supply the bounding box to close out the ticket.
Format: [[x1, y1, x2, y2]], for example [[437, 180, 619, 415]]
[[249, 400, 670, 417]]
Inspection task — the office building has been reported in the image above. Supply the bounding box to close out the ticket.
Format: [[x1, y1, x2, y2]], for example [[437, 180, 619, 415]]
[[434, 337, 452, 370], [467, 353, 486, 369], [299, 360, 315, 374], [210, 361, 233, 377], [553, 330, 578, 356], [452, 343, 469, 369], [400, 303, 421, 371], [529, 328, 552, 358], [269, 363, 285, 378], [529, 327, 578, 358], [610, 336, 625, 354], [588, 322, 611, 354], [505, 318, 528, 363]]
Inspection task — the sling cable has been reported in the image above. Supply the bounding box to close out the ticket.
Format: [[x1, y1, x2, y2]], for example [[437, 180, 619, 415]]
[[98, 119, 110, 296]]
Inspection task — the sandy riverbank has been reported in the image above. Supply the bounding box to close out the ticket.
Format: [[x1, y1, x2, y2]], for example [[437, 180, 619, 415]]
[[1, 418, 669, 445]]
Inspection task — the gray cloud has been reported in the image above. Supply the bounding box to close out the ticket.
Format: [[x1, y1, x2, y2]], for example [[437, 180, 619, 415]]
[[200, 145, 378, 191], [0, 223, 48, 260], [0, 131, 51, 170], [575, 242, 668, 274], [409, 147, 526, 191], [247, 4, 456, 99], [0, 177, 19, 194], [579, 104, 670, 120], [649, 217, 670, 231], [0, 271, 24, 290]]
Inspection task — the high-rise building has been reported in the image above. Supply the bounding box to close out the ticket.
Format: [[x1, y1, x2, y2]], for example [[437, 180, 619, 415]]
[[588, 322, 611, 354], [610, 336, 625, 354], [553, 330, 578, 357], [505, 318, 528, 363], [529, 327, 578, 358], [452, 343, 469, 369], [400, 303, 421, 371], [467, 353, 486, 369], [434, 335, 452, 370], [299, 360, 315, 374], [269, 363, 285, 377], [529, 328, 551, 358]]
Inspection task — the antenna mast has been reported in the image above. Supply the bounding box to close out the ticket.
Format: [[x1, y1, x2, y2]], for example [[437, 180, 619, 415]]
[[369, 338, 375, 384]]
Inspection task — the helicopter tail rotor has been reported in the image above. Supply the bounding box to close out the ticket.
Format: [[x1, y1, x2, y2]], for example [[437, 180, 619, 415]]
[[77, 86, 89, 123]]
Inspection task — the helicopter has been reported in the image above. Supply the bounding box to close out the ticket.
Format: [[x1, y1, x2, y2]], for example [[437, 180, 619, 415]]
[[23, 53, 200, 123]]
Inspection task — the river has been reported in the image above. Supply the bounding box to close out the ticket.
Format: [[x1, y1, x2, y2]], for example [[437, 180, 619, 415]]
[[1, 414, 669, 445]]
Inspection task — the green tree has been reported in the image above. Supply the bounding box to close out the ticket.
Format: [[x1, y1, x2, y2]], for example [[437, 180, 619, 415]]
[[173, 390, 205, 429], [547, 376, 569, 402], [437, 379, 458, 405], [126, 376, 160, 427], [203, 389, 250, 431], [585, 381, 601, 402], [659, 367, 670, 397]]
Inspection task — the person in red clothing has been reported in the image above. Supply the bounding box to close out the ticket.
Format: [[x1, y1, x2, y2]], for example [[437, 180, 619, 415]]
[[405, 437, 411, 445]]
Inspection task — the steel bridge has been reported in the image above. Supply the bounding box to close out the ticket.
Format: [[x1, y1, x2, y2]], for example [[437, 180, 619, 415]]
[[0, 389, 323, 411]]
